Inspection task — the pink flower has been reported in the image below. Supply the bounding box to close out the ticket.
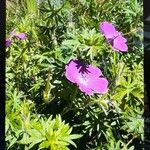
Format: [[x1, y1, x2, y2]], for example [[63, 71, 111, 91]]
[[65, 59, 108, 95], [99, 21, 128, 52], [10, 29, 17, 37], [16, 33, 26, 40], [6, 38, 11, 47]]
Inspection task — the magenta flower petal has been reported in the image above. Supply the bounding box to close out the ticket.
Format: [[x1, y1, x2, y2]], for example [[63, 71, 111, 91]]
[[100, 21, 118, 39], [99, 21, 128, 52], [76, 73, 90, 87], [113, 36, 128, 52], [65, 59, 109, 95], [65, 59, 80, 83], [6, 38, 11, 47], [78, 84, 94, 96], [87, 65, 102, 77], [16, 33, 26, 40], [89, 78, 108, 94]]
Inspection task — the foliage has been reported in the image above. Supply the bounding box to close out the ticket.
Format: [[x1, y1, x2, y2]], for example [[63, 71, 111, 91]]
[[6, 88, 82, 150], [6, 0, 143, 149]]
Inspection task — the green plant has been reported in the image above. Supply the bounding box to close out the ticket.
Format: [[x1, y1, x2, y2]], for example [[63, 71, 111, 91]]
[[6, 0, 143, 149]]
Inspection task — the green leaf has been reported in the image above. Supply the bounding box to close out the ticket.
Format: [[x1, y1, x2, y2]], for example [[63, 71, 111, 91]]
[[39, 141, 50, 149]]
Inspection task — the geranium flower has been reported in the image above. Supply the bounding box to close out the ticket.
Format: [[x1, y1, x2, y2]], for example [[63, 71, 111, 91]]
[[65, 59, 108, 95], [6, 38, 11, 47], [10, 29, 17, 37], [16, 33, 26, 40], [99, 21, 128, 52]]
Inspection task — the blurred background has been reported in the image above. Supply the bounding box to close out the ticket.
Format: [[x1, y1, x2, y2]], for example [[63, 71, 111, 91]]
[[144, 0, 150, 149]]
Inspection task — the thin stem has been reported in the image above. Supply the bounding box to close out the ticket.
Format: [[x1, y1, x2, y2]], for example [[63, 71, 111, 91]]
[[123, 28, 139, 36], [123, 135, 138, 149], [62, 86, 78, 115], [115, 61, 125, 86], [113, 51, 117, 85]]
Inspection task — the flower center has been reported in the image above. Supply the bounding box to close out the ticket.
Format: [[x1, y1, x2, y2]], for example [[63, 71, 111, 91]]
[[78, 74, 89, 86]]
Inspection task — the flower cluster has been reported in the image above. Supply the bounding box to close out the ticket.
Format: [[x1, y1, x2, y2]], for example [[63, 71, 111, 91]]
[[6, 29, 26, 47], [65, 21, 128, 95]]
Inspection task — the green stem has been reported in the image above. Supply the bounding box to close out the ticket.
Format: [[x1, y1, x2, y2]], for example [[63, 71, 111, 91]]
[[123, 28, 138, 36], [113, 51, 117, 73], [115, 61, 125, 86], [120, 98, 127, 112], [112, 51, 117, 88], [123, 135, 138, 149], [62, 86, 78, 115]]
